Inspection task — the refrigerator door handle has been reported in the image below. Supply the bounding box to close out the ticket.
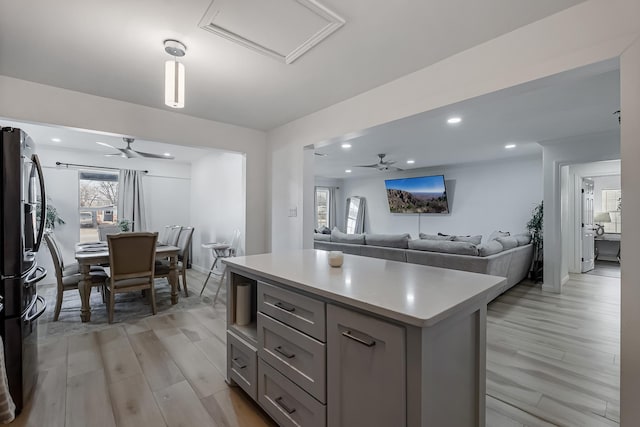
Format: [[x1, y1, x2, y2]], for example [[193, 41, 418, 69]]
[[32, 153, 46, 252], [24, 295, 46, 322], [24, 266, 47, 289]]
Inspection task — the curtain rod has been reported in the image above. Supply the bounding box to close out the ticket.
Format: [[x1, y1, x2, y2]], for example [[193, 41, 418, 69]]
[[55, 161, 148, 174]]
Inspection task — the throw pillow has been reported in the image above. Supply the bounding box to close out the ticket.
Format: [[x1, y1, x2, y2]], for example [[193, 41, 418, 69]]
[[495, 236, 518, 250], [453, 235, 482, 245], [331, 227, 365, 245], [477, 240, 504, 256], [408, 239, 479, 256], [488, 230, 510, 241], [365, 233, 411, 249], [513, 233, 532, 246], [419, 233, 454, 241], [317, 225, 331, 235]]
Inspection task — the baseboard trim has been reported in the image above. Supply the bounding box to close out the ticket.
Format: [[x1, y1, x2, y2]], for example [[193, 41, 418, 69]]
[[561, 275, 570, 286], [191, 264, 209, 274]]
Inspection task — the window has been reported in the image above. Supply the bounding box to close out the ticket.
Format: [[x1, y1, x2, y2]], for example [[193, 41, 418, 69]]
[[601, 189, 622, 233], [79, 171, 119, 242], [315, 187, 330, 229]]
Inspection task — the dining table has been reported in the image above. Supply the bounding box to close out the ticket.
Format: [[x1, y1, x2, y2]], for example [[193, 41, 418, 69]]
[[74, 241, 180, 322]]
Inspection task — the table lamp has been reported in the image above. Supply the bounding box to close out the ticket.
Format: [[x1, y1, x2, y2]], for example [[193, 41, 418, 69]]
[[594, 212, 611, 236]]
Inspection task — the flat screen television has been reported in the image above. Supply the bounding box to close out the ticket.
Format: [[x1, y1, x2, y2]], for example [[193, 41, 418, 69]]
[[385, 175, 449, 214]]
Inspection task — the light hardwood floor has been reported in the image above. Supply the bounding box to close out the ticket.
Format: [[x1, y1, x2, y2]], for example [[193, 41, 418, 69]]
[[13, 270, 619, 427]]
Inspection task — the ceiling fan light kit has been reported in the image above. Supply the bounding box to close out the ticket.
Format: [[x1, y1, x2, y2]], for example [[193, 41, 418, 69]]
[[164, 40, 186, 109], [355, 153, 403, 172]]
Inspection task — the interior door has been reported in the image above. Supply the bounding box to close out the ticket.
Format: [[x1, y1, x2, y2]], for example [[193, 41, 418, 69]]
[[581, 178, 595, 272]]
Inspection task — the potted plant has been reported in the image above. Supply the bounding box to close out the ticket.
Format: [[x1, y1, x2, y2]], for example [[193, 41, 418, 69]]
[[527, 201, 543, 282], [36, 202, 66, 231], [117, 219, 132, 232]]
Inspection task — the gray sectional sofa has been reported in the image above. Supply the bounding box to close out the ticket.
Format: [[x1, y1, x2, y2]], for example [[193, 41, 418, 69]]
[[313, 229, 533, 300]]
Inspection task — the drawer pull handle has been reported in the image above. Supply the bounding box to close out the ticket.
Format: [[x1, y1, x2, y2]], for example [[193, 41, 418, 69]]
[[275, 396, 296, 414], [274, 346, 295, 359], [342, 331, 376, 347], [231, 357, 247, 369], [274, 301, 296, 312]]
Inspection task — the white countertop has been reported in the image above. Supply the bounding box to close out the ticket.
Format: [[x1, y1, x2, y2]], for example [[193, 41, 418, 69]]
[[224, 250, 506, 327]]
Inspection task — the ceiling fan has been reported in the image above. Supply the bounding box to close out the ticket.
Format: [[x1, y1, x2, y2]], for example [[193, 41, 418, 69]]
[[355, 153, 403, 171], [97, 137, 175, 159]]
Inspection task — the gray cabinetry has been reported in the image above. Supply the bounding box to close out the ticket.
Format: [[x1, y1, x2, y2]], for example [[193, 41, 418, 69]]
[[326, 304, 406, 427]]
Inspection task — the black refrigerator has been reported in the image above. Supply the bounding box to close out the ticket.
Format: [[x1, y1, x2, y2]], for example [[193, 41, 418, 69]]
[[0, 126, 47, 413]]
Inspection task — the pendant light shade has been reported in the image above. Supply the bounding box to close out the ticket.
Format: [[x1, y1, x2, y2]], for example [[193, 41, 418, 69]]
[[163, 40, 186, 109], [165, 60, 185, 108]]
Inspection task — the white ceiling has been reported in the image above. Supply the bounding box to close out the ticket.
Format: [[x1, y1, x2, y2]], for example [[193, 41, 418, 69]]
[[0, 0, 584, 130], [314, 65, 620, 179], [0, 118, 213, 164]]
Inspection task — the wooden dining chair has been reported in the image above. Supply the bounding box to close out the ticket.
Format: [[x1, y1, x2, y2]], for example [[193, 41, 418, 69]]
[[105, 232, 158, 323], [43, 232, 108, 321], [155, 226, 194, 297]]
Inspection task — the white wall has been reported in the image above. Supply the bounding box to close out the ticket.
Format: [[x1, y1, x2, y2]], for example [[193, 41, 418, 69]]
[[0, 76, 268, 255], [620, 36, 640, 424], [189, 152, 246, 272], [337, 156, 542, 241]]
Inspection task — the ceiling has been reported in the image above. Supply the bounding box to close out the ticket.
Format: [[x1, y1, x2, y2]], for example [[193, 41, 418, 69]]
[[0, 0, 585, 130], [314, 65, 620, 179], [0, 118, 213, 164]]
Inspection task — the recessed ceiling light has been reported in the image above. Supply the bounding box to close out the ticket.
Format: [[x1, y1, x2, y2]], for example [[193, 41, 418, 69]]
[[164, 152, 172, 157], [505, 144, 516, 149], [406, 160, 415, 164], [341, 143, 352, 149], [345, 169, 352, 173], [51, 138, 61, 142], [447, 117, 462, 124]]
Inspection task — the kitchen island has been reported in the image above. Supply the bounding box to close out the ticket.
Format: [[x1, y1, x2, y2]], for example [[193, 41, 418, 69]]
[[223, 249, 506, 427]]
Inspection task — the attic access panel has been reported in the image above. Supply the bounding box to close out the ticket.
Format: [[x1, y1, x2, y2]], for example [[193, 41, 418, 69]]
[[199, 0, 345, 64]]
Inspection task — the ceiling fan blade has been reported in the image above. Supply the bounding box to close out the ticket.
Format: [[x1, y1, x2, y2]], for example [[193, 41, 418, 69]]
[[390, 166, 404, 171], [384, 160, 397, 166], [355, 163, 379, 168], [135, 150, 174, 159], [104, 152, 126, 158], [96, 141, 118, 150]]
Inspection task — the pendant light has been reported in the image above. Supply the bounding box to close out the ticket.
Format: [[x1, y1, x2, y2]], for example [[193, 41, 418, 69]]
[[164, 40, 186, 108]]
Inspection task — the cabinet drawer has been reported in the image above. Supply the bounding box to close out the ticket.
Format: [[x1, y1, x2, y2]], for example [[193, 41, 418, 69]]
[[258, 281, 326, 342], [258, 312, 326, 403], [258, 359, 326, 427], [227, 331, 257, 400]]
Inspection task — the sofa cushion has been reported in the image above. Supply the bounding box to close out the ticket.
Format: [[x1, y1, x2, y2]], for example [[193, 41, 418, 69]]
[[514, 233, 532, 246], [365, 233, 411, 249], [496, 236, 518, 250], [408, 239, 479, 256], [478, 240, 504, 256], [453, 235, 482, 245], [419, 233, 454, 241], [488, 230, 510, 241], [331, 228, 365, 244], [314, 233, 331, 242]]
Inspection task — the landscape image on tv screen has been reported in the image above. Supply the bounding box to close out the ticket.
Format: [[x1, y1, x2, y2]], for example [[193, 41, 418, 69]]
[[385, 175, 449, 214]]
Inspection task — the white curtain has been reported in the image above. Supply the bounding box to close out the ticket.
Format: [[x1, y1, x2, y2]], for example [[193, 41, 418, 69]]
[[118, 169, 147, 231]]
